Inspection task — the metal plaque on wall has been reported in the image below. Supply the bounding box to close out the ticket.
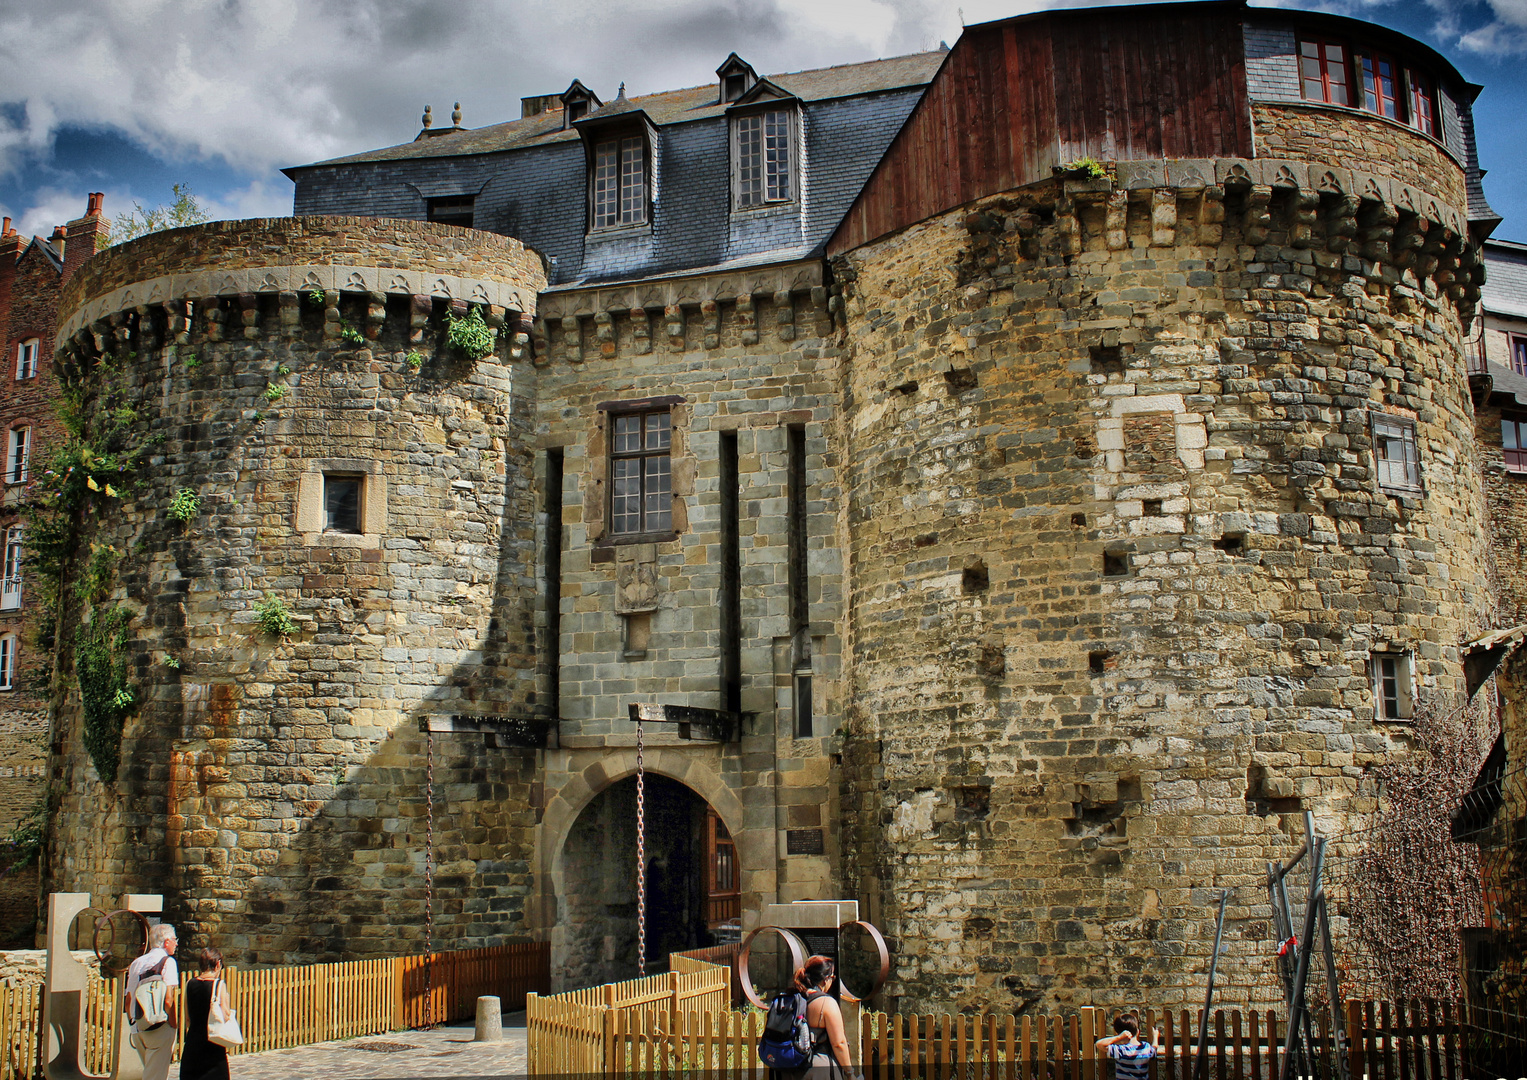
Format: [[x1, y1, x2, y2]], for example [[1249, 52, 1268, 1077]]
[[786, 829, 825, 855]]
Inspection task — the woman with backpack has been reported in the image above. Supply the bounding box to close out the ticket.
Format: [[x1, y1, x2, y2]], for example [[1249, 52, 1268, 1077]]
[[796, 956, 854, 1078]]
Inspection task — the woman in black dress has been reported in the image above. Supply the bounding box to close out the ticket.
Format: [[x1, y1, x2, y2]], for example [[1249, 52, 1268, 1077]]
[[178, 947, 231, 1080]]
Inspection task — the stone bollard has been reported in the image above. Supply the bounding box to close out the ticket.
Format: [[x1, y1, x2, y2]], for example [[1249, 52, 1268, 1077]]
[[473, 995, 503, 1042]]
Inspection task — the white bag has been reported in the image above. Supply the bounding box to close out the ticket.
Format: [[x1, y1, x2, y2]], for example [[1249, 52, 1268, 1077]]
[[207, 979, 244, 1048]]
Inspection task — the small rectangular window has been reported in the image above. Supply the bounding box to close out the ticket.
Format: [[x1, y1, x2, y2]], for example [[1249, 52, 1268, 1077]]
[[1371, 650, 1414, 720], [0, 635, 14, 690], [1301, 37, 1351, 107], [324, 475, 363, 534], [1359, 52, 1403, 120], [734, 110, 794, 209], [15, 339, 37, 380], [610, 409, 671, 535], [426, 196, 475, 228], [1408, 70, 1436, 137], [1, 526, 21, 611], [592, 137, 647, 230], [1502, 416, 1527, 473], [1372, 414, 1421, 492], [6, 427, 29, 485], [1511, 335, 1527, 378]]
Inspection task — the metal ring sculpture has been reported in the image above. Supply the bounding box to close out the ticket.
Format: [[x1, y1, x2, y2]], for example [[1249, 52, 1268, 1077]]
[[832, 920, 891, 1003], [737, 920, 891, 1007], [79, 907, 151, 974], [737, 925, 808, 1009]]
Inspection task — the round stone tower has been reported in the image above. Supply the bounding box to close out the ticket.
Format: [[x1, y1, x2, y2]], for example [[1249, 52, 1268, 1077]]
[[831, 7, 1492, 1010], [45, 217, 546, 962]]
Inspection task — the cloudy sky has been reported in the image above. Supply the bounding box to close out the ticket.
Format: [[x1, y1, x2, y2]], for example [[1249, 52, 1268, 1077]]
[[1, 0, 1525, 240]]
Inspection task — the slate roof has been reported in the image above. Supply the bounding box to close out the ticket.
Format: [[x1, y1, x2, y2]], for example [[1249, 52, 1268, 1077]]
[[1484, 239, 1527, 321], [285, 51, 945, 174]]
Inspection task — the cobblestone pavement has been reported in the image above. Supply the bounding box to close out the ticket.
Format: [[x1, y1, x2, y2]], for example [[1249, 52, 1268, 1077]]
[[171, 1014, 528, 1079]]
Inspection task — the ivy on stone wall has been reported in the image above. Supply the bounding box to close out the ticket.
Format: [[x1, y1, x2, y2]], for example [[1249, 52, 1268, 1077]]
[[74, 607, 134, 784], [445, 307, 497, 359], [26, 342, 159, 784]]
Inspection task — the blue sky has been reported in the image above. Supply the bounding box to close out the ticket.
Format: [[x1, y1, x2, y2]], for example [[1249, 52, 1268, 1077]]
[[0, 0, 1523, 241]]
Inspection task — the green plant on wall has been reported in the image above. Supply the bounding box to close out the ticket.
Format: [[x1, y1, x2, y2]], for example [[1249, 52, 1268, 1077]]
[[254, 592, 298, 640], [75, 606, 134, 783], [168, 488, 200, 522], [264, 382, 287, 402], [183, 353, 200, 370], [1057, 157, 1108, 179], [406, 350, 424, 371], [1, 792, 47, 873], [445, 307, 497, 359]]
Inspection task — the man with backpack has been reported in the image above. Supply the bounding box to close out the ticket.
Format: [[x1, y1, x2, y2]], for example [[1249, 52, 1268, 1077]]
[[124, 923, 180, 1080]]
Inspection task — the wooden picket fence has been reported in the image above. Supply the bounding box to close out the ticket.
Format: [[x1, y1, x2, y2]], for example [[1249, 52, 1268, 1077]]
[[529, 980, 1485, 1080], [526, 958, 732, 1076], [0, 941, 548, 1080]]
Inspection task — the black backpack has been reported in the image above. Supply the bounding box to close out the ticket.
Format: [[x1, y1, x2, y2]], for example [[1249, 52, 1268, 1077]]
[[758, 991, 813, 1069]]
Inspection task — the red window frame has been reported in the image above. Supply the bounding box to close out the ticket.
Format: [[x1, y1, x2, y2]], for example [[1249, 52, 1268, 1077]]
[[1359, 51, 1403, 121], [1502, 415, 1527, 473], [1300, 37, 1352, 107], [1408, 70, 1436, 137], [704, 809, 740, 927]]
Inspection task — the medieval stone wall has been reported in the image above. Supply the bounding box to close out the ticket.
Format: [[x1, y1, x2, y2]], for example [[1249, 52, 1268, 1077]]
[[44, 218, 549, 964], [833, 152, 1490, 1011]]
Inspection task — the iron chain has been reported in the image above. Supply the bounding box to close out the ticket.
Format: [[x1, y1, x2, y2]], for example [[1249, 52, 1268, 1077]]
[[636, 718, 646, 978]]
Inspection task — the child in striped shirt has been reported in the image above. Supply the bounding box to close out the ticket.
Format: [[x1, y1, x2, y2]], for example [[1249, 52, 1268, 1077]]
[[1094, 1012, 1159, 1080]]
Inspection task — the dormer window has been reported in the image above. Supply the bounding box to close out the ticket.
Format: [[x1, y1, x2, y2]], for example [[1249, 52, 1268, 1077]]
[[733, 110, 794, 208], [593, 136, 648, 229], [559, 79, 602, 132], [716, 53, 758, 106], [427, 196, 475, 228]]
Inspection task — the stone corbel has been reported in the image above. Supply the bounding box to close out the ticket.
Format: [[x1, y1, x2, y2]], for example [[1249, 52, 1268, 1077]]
[[237, 292, 259, 339], [630, 307, 651, 354], [1199, 185, 1226, 246], [595, 311, 615, 358], [811, 286, 831, 336], [1244, 186, 1272, 246], [1056, 197, 1081, 255], [410, 293, 431, 344], [202, 297, 226, 343], [1326, 195, 1359, 254], [1150, 189, 1176, 247], [365, 291, 387, 340], [1105, 190, 1128, 251], [279, 290, 301, 331], [665, 304, 685, 351], [561, 315, 582, 362], [774, 290, 794, 342], [321, 289, 341, 341], [701, 299, 720, 349], [737, 294, 757, 346], [1289, 193, 1319, 250]]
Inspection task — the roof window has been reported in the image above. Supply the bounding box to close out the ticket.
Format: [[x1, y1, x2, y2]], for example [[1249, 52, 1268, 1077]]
[[716, 52, 758, 105]]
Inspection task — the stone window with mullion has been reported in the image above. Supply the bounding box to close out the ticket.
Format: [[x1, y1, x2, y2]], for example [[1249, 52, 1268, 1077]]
[[610, 410, 672, 536], [733, 109, 795, 210], [592, 135, 648, 230]]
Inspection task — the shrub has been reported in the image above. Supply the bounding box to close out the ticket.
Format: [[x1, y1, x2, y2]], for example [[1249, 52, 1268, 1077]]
[[76, 607, 134, 783], [254, 592, 298, 640], [168, 488, 200, 522], [446, 307, 497, 359], [264, 383, 287, 402], [406, 350, 425, 371]]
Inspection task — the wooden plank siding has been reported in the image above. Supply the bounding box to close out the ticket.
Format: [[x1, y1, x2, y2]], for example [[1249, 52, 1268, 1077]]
[[828, 2, 1252, 255]]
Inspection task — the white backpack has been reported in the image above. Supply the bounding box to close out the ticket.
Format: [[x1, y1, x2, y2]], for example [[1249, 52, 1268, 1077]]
[[130, 957, 170, 1027]]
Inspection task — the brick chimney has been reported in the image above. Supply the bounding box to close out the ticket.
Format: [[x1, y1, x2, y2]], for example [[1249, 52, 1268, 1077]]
[[49, 226, 66, 263], [0, 219, 23, 359], [63, 192, 106, 282]]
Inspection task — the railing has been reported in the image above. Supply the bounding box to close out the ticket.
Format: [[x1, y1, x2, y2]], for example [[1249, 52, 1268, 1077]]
[[526, 959, 732, 1076], [0, 941, 549, 1079], [529, 986, 1485, 1080], [672, 944, 742, 1006]]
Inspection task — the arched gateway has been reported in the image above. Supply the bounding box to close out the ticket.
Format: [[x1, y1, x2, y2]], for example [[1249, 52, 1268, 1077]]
[[534, 750, 761, 988]]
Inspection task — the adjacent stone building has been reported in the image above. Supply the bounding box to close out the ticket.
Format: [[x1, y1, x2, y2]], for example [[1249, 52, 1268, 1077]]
[[0, 195, 106, 942], [32, 1, 1519, 1010]]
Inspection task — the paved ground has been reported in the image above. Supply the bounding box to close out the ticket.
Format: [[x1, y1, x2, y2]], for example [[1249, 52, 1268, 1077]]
[[172, 1012, 529, 1080]]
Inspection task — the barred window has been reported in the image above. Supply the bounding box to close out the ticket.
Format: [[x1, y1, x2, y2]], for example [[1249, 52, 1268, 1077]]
[[734, 110, 793, 209], [593, 136, 646, 229], [610, 410, 671, 535], [1373, 414, 1421, 492]]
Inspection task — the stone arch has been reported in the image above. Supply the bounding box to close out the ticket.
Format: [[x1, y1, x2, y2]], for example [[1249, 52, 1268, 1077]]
[[530, 749, 763, 985]]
